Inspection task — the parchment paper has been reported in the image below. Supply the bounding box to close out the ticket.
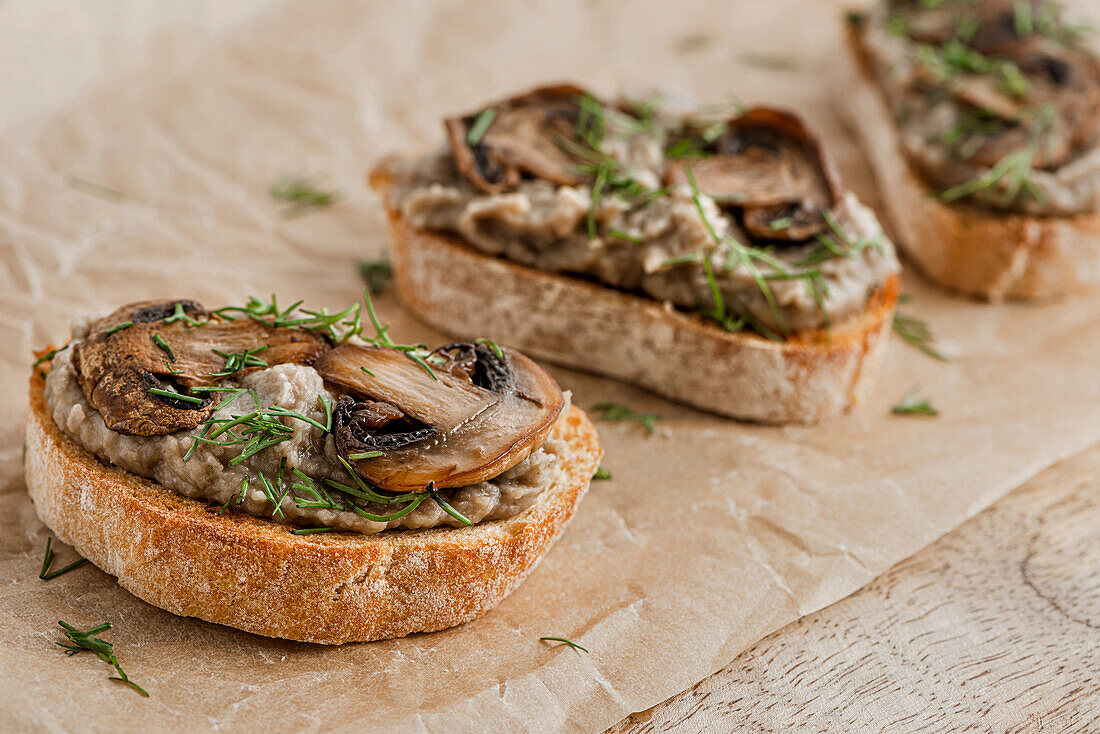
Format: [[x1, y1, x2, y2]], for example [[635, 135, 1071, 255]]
[[2, 1, 1099, 731]]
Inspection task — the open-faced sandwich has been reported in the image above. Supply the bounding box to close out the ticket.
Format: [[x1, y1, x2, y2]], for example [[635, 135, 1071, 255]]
[[371, 84, 901, 424], [845, 0, 1100, 300], [25, 294, 599, 644]]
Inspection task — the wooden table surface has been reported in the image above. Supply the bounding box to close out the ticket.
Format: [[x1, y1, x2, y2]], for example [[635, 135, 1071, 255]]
[[609, 441, 1100, 733]]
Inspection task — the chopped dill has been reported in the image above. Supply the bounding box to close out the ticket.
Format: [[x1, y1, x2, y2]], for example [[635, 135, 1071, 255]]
[[163, 302, 205, 328], [466, 109, 496, 146], [147, 387, 205, 405], [271, 175, 340, 215], [592, 402, 660, 435], [593, 466, 612, 480], [56, 621, 148, 697], [104, 322, 133, 336], [540, 636, 589, 653], [39, 538, 88, 580], [32, 344, 69, 367], [892, 386, 939, 416], [892, 307, 950, 362], [358, 258, 393, 295], [290, 527, 334, 535], [209, 345, 269, 377], [431, 490, 474, 526], [475, 337, 504, 359], [609, 229, 643, 243], [151, 334, 175, 362]]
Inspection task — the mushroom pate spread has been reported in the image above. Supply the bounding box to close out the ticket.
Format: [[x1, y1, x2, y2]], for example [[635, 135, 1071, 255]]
[[855, 0, 1100, 216], [377, 85, 899, 335], [43, 298, 567, 534]]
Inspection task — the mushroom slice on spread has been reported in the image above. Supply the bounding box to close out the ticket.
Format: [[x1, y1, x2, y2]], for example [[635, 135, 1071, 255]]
[[939, 50, 1100, 170], [72, 300, 329, 437], [666, 108, 838, 240], [896, 0, 1100, 171], [445, 83, 591, 194], [316, 342, 564, 493]]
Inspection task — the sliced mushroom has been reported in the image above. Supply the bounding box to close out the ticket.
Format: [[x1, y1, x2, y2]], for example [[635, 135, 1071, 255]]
[[898, 0, 1100, 171], [316, 342, 564, 492], [666, 108, 839, 240], [445, 83, 591, 194], [73, 300, 329, 437]]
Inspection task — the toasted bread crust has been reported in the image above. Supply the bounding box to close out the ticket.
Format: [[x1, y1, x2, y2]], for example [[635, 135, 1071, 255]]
[[379, 207, 898, 425], [25, 376, 600, 644], [842, 26, 1100, 302]]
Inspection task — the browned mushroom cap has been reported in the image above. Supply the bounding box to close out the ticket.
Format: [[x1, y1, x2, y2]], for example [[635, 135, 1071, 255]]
[[946, 48, 1100, 170], [897, 0, 1100, 171], [316, 341, 564, 493], [72, 300, 329, 437], [667, 108, 839, 240], [445, 83, 592, 194]]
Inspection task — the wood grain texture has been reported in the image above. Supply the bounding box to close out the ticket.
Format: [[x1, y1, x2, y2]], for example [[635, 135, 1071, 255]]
[[610, 442, 1100, 733]]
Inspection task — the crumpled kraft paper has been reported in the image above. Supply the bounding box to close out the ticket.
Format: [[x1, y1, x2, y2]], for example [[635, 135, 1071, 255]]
[[1, 0, 1098, 731]]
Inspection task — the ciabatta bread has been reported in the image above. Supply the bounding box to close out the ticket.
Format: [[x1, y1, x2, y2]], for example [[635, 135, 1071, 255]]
[[379, 208, 899, 425], [24, 375, 600, 645]]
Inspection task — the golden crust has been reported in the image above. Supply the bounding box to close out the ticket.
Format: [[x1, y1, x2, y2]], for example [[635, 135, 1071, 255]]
[[842, 25, 1100, 302], [369, 175, 898, 424], [24, 376, 601, 644]]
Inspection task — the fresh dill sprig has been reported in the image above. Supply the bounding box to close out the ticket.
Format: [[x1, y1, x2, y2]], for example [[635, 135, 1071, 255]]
[[323, 457, 429, 522], [916, 38, 1030, 97], [218, 476, 250, 515], [147, 387, 205, 405], [555, 95, 668, 240], [475, 337, 504, 359], [892, 386, 939, 416], [934, 108, 1009, 162], [593, 466, 612, 480], [431, 489, 474, 526], [358, 258, 393, 295], [163, 302, 205, 328], [290, 527, 333, 535], [209, 345, 269, 377], [184, 389, 333, 478], [608, 229, 643, 243], [39, 538, 88, 580], [56, 621, 148, 697], [104, 322, 133, 336], [212, 294, 362, 345], [796, 208, 884, 268], [938, 146, 1043, 206], [151, 334, 175, 362], [592, 402, 660, 434], [271, 175, 339, 215], [540, 636, 589, 653], [681, 162, 831, 337], [466, 108, 496, 146], [360, 289, 439, 380], [32, 344, 69, 367], [892, 308, 950, 362]]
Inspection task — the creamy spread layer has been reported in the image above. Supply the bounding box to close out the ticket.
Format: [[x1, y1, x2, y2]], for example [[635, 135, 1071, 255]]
[[43, 308, 567, 535], [379, 87, 899, 336]]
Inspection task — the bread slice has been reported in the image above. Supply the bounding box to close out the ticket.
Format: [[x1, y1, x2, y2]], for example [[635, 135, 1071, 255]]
[[379, 208, 899, 425], [24, 375, 601, 645], [842, 26, 1100, 301]]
